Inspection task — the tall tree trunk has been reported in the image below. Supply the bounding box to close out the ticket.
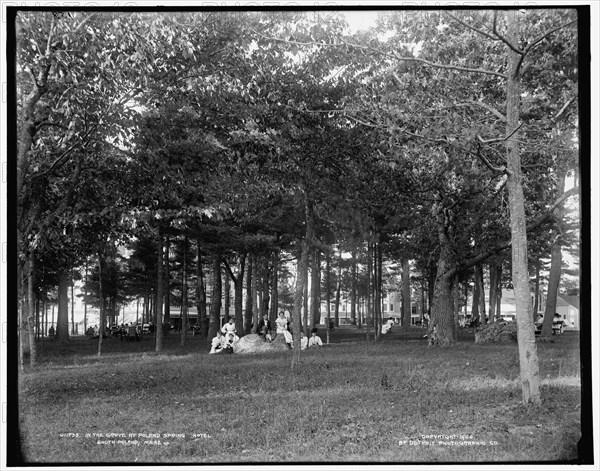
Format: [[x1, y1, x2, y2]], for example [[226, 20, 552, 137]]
[[244, 255, 253, 334], [155, 232, 164, 353], [541, 232, 563, 338], [261, 256, 270, 319], [83, 260, 88, 333], [251, 254, 259, 333], [235, 255, 246, 336], [180, 235, 188, 346], [334, 246, 342, 327], [311, 248, 321, 327], [477, 264, 487, 326], [472, 269, 481, 324], [532, 261, 540, 322], [196, 243, 208, 338], [270, 251, 278, 328], [292, 197, 314, 367], [350, 247, 357, 325], [70, 272, 75, 335], [208, 256, 222, 340], [377, 241, 384, 339], [505, 9, 541, 404], [223, 267, 231, 323], [97, 251, 105, 356], [326, 249, 331, 344], [496, 263, 503, 319], [27, 257, 37, 365], [303, 257, 309, 334], [401, 256, 411, 328], [366, 242, 372, 341], [489, 261, 498, 322], [163, 234, 171, 331], [453, 275, 460, 335], [56, 268, 70, 342]]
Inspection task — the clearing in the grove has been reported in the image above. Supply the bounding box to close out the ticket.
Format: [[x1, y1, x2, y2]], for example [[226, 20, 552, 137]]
[[17, 326, 581, 463]]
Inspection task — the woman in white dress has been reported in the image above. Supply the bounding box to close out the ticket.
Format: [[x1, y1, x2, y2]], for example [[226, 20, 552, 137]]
[[275, 312, 293, 345]]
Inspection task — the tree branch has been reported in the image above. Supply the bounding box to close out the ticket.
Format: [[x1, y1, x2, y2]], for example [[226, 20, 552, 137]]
[[492, 11, 525, 56], [468, 101, 507, 122], [523, 19, 577, 54], [552, 97, 576, 122], [455, 186, 579, 275], [445, 12, 498, 42], [252, 29, 508, 79], [477, 122, 523, 144], [474, 145, 507, 174]]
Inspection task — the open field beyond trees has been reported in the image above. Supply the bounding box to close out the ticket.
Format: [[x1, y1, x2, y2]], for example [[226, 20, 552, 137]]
[[17, 327, 581, 464]]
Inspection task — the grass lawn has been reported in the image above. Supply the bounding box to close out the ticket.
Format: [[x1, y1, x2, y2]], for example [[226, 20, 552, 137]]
[[16, 326, 582, 464]]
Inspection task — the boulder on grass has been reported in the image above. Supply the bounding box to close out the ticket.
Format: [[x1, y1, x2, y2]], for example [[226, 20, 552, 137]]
[[474, 321, 518, 344], [233, 333, 290, 354]]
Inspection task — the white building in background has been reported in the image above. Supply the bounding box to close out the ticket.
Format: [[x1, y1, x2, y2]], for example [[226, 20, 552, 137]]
[[464, 288, 579, 330]]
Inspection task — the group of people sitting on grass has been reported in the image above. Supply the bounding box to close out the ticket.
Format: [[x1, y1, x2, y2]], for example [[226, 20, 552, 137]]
[[209, 312, 323, 354]]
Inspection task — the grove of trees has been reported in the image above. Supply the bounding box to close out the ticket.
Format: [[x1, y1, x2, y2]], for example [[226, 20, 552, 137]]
[[12, 8, 581, 405]]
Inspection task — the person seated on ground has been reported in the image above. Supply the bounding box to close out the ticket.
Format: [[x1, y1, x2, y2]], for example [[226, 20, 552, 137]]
[[257, 314, 272, 342], [552, 313, 565, 334], [308, 330, 323, 348], [48, 325, 55, 337], [221, 318, 237, 335], [381, 318, 394, 335], [300, 331, 308, 350], [222, 331, 239, 353], [275, 311, 293, 346], [127, 323, 137, 341], [210, 331, 224, 354]]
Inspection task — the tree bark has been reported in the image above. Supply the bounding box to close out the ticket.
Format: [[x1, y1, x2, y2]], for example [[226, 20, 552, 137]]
[[97, 251, 105, 356], [155, 232, 164, 353], [350, 247, 357, 326], [270, 251, 278, 328], [472, 268, 480, 324], [292, 198, 314, 366], [223, 266, 231, 323], [532, 261, 540, 322], [401, 256, 411, 328], [505, 9, 541, 404], [251, 254, 259, 333], [334, 246, 342, 327], [196, 242, 208, 338], [163, 234, 171, 330], [326, 249, 331, 344], [541, 232, 562, 338], [180, 235, 188, 346], [56, 268, 70, 342], [311, 248, 321, 327], [476, 263, 487, 325], [27, 257, 38, 365], [429, 198, 457, 346], [245, 254, 253, 334], [366, 242, 372, 341], [208, 256, 222, 340], [489, 261, 498, 322]]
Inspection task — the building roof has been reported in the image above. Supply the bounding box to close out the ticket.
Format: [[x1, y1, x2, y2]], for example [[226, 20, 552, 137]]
[[557, 295, 580, 310]]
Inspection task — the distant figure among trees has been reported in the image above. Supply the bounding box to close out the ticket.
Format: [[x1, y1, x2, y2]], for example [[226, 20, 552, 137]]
[[300, 331, 308, 350], [275, 312, 293, 345], [257, 314, 272, 342], [381, 318, 394, 335], [308, 330, 323, 348], [209, 331, 224, 354], [221, 318, 237, 335]]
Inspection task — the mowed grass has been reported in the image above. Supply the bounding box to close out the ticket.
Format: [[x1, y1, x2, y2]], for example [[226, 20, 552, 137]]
[[17, 327, 582, 464]]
